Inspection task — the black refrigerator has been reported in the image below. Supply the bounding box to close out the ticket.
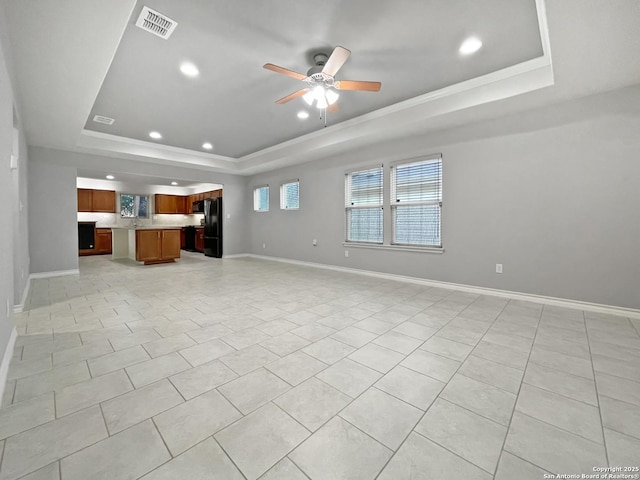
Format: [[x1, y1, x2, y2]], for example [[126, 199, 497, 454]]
[[203, 197, 223, 258]]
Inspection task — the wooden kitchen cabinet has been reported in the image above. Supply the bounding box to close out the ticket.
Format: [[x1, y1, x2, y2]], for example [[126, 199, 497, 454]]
[[95, 228, 112, 254], [135, 229, 181, 264], [77, 189, 93, 212], [195, 227, 204, 252], [92, 190, 116, 212], [155, 194, 177, 214], [161, 229, 181, 258], [154, 191, 222, 215], [155, 194, 189, 214], [176, 196, 188, 214], [77, 189, 116, 213], [136, 229, 161, 262]]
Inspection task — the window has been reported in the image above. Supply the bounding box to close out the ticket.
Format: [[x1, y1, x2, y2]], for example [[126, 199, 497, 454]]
[[253, 186, 269, 212], [391, 156, 442, 246], [120, 194, 149, 218], [280, 180, 299, 210], [345, 166, 383, 243]]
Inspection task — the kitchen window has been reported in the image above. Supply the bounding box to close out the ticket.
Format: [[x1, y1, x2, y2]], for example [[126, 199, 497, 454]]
[[280, 180, 299, 210], [253, 185, 269, 212], [345, 166, 383, 243], [391, 155, 442, 247], [120, 194, 149, 218]]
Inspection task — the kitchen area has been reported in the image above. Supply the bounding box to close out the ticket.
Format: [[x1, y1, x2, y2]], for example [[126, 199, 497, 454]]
[[76, 177, 223, 265]]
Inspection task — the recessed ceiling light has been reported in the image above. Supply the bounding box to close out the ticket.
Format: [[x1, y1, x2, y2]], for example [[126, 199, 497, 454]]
[[202, 142, 213, 150], [297, 111, 310, 119], [459, 37, 482, 55], [149, 131, 162, 140], [106, 175, 115, 180], [171, 181, 178, 186], [180, 62, 199, 77]]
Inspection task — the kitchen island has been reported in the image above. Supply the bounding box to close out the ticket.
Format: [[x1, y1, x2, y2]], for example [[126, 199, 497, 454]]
[[111, 227, 181, 265]]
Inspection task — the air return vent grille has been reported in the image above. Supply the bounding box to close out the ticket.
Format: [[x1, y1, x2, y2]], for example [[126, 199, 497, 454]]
[[92, 115, 115, 125], [135, 6, 177, 40]]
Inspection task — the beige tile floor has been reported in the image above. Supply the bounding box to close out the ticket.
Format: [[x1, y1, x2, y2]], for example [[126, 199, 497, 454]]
[[1, 252, 639, 479]]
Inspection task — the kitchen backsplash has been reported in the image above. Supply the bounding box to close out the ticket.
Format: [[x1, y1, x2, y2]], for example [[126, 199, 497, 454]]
[[77, 212, 203, 227]]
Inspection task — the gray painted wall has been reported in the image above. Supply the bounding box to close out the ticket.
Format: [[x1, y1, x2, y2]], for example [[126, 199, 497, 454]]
[[12, 115, 29, 304], [0, 7, 30, 367], [27, 156, 78, 274], [247, 86, 640, 310], [28, 147, 250, 261]]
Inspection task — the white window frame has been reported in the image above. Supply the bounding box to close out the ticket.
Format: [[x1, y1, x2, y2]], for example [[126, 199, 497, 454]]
[[280, 179, 300, 210], [344, 165, 384, 244], [253, 185, 269, 212], [390, 155, 442, 248]]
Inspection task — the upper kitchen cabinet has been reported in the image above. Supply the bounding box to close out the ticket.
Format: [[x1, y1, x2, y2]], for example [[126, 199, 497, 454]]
[[155, 190, 222, 214], [77, 189, 93, 212], [155, 194, 189, 214], [92, 190, 116, 212], [77, 189, 116, 213]]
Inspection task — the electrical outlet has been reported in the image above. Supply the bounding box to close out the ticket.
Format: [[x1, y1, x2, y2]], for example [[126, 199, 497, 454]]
[[344, 250, 349, 258], [313, 239, 317, 246], [226, 213, 231, 219], [262, 243, 266, 249], [5, 300, 10, 317], [496, 263, 503, 274]]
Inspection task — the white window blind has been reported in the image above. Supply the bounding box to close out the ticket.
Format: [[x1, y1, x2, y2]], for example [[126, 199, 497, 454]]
[[391, 157, 442, 246], [345, 166, 383, 243], [253, 186, 269, 212], [280, 180, 299, 210]]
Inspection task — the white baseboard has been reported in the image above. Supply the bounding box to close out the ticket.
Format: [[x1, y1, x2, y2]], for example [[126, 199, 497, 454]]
[[246, 254, 640, 319], [29, 269, 79, 279], [13, 276, 31, 314], [222, 254, 251, 259], [0, 327, 17, 405]]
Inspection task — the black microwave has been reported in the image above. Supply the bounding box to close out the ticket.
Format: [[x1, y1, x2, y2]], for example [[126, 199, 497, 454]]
[[192, 200, 204, 213]]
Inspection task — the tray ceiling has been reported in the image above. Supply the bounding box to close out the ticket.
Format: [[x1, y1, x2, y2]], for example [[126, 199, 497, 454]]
[[83, 0, 543, 158]]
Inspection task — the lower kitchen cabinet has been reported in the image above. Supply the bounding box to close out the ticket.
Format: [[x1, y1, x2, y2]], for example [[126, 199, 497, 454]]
[[95, 228, 112, 254], [135, 229, 181, 264], [195, 227, 204, 252], [162, 229, 181, 259]]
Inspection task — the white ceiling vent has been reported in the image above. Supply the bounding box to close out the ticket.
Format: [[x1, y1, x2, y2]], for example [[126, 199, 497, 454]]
[[93, 115, 115, 125], [135, 6, 177, 40]]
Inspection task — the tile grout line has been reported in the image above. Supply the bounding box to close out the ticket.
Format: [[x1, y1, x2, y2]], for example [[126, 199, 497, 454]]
[[150, 416, 177, 460], [519, 379, 597, 407], [485, 298, 543, 478], [583, 309, 611, 467], [210, 434, 250, 480]]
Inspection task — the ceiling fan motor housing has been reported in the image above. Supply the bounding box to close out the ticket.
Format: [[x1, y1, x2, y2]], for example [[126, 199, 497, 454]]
[[306, 52, 331, 79]]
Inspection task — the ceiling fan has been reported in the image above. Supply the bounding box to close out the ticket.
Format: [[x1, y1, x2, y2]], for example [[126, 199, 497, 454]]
[[263, 46, 382, 111]]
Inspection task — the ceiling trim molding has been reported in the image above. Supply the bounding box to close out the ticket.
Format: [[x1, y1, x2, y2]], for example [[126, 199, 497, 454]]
[[77, 129, 239, 170]]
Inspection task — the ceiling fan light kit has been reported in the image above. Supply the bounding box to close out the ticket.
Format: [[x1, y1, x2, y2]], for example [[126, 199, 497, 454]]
[[302, 85, 339, 109], [264, 45, 382, 116]]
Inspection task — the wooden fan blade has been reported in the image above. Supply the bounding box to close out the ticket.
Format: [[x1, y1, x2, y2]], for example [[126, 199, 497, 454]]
[[327, 103, 339, 113], [263, 63, 307, 81], [275, 88, 309, 104], [335, 80, 382, 92], [322, 46, 351, 77]]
